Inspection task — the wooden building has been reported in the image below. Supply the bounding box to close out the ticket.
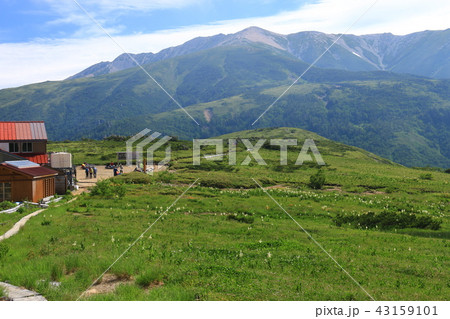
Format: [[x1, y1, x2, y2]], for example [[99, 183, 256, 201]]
[[0, 160, 57, 203], [0, 121, 49, 165]]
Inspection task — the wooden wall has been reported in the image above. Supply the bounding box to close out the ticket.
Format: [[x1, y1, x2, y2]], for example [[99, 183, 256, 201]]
[[0, 166, 55, 202], [33, 178, 55, 202], [31, 141, 47, 154]]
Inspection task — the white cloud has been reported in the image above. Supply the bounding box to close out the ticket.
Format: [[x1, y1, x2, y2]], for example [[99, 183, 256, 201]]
[[41, 0, 205, 16], [1, 0, 449, 89], [84, 0, 205, 12]]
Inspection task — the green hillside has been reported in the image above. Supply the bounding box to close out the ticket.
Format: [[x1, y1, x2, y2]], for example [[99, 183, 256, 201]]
[[1, 44, 449, 167], [2, 128, 448, 301]]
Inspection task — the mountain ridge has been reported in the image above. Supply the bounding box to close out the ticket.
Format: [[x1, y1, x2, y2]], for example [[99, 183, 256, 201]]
[[69, 26, 450, 80]]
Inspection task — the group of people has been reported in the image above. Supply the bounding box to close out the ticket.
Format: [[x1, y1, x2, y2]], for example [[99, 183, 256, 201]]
[[113, 163, 124, 176], [81, 162, 97, 179], [80, 162, 125, 178]]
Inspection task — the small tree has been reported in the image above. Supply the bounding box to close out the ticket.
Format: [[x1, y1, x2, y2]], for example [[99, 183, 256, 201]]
[[309, 170, 326, 189]]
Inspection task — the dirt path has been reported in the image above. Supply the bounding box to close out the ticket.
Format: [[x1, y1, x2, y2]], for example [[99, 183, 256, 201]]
[[72, 166, 135, 195], [0, 208, 45, 242], [73, 165, 166, 195], [0, 282, 47, 301]]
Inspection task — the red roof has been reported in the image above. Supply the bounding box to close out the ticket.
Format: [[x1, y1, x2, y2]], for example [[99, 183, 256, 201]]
[[19, 154, 49, 165], [0, 121, 47, 141], [1, 163, 57, 178]]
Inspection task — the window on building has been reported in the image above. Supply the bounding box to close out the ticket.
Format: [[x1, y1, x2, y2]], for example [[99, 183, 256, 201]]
[[9, 143, 19, 153], [0, 183, 12, 202], [22, 142, 33, 153]]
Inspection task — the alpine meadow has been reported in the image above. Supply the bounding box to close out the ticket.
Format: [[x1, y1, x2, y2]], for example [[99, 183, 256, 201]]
[[0, 3, 449, 308]]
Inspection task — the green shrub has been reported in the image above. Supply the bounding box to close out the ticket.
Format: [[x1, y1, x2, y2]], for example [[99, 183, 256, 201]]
[[103, 135, 129, 142], [115, 171, 154, 184], [156, 171, 174, 183], [187, 161, 236, 172], [419, 173, 433, 180], [333, 211, 442, 230], [199, 175, 255, 189], [90, 180, 126, 198], [227, 213, 254, 224], [309, 170, 326, 189], [136, 268, 164, 288], [0, 201, 16, 210], [41, 220, 52, 226], [445, 168, 450, 174], [100, 154, 115, 161]]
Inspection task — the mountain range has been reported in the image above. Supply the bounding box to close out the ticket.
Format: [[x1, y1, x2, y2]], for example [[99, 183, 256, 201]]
[[70, 27, 450, 80], [0, 27, 449, 168]]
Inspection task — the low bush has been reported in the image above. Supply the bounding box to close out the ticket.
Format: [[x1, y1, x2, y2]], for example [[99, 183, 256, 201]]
[[115, 172, 154, 184], [41, 220, 52, 226], [419, 173, 433, 180], [90, 180, 126, 198], [227, 213, 254, 224], [309, 170, 326, 189], [136, 268, 164, 288], [156, 171, 174, 183], [199, 175, 255, 189], [103, 135, 129, 142], [333, 211, 442, 230], [0, 201, 16, 210], [187, 161, 236, 172]]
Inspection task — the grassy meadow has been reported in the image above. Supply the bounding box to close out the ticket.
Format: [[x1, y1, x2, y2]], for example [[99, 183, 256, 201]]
[[0, 128, 448, 300]]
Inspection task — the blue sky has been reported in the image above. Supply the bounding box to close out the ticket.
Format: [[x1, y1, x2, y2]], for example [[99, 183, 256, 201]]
[[0, 0, 309, 43], [0, 0, 449, 89]]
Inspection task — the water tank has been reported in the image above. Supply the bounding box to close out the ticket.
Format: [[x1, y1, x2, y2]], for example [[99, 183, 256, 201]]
[[50, 152, 72, 168]]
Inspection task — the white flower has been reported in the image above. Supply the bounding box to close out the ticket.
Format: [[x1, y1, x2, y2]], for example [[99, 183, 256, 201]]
[[92, 243, 95, 246], [258, 239, 262, 243], [267, 252, 272, 258], [239, 250, 244, 258], [111, 236, 115, 243], [72, 241, 77, 246]]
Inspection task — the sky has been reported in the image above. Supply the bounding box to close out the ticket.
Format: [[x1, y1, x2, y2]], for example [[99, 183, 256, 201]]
[[0, 0, 449, 89]]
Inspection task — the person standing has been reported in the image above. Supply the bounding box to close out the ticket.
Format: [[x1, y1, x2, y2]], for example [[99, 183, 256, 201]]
[[85, 166, 89, 178], [89, 166, 93, 178], [93, 166, 97, 178], [113, 166, 118, 176]]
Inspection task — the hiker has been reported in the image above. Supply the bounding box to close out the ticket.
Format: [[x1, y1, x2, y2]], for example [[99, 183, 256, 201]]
[[119, 163, 123, 174], [85, 166, 89, 178], [89, 166, 93, 178], [113, 166, 118, 176], [93, 166, 97, 178]]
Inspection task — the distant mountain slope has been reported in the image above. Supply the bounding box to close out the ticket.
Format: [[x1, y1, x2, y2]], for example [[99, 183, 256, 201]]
[[98, 75, 450, 168], [1, 43, 449, 167], [69, 27, 450, 80]]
